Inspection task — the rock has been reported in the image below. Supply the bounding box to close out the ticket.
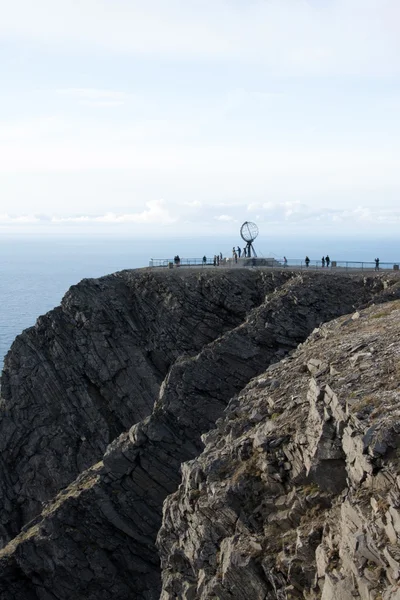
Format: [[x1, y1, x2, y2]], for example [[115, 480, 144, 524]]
[[158, 296, 400, 600], [1, 270, 400, 598], [0, 268, 282, 546]]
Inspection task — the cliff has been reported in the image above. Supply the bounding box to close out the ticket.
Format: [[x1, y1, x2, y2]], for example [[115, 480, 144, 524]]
[[0, 268, 282, 545], [158, 299, 400, 600], [0, 268, 400, 599]]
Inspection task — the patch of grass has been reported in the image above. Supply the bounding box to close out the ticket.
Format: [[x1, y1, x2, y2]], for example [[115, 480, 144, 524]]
[[231, 454, 262, 485], [301, 482, 320, 495], [351, 395, 380, 413], [375, 497, 390, 514], [371, 312, 388, 320]]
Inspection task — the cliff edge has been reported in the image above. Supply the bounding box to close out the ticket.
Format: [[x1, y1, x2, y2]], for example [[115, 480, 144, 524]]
[[0, 268, 399, 599]]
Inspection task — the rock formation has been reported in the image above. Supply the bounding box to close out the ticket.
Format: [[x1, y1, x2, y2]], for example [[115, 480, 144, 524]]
[[158, 298, 400, 600], [0, 268, 400, 599], [0, 268, 285, 545]]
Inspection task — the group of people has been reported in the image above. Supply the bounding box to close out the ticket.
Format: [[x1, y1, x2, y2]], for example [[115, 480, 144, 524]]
[[176, 253, 383, 270], [232, 245, 250, 262], [321, 255, 331, 267], [304, 255, 331, 268], [202, 253, 224, 266]]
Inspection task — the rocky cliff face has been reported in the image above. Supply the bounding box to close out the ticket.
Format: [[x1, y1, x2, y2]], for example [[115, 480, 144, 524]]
[[158, 299, 400, 600], [0, 268, 400, 599], [0, 268, 284, 545]]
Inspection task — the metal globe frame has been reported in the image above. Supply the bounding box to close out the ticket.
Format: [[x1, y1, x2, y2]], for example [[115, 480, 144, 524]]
[[240, 221, 259, 258]]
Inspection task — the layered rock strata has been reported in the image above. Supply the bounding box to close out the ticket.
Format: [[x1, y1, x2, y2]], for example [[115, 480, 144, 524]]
[[0, 272, 398, 600], [0, 270, 399, 600], [159, 299, 400, 600], [0, 268, 286, 545]]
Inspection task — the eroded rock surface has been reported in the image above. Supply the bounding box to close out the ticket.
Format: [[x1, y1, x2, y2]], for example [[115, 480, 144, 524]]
[[0, 269, 400, 599], [159, 299, 400, 600], [0, 268, 284, 545]]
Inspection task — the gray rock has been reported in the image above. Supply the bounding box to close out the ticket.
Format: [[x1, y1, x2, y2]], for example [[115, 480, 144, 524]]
[[1, 270, 400, 598]]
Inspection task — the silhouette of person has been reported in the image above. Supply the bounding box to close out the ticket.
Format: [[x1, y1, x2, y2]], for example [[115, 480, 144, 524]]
[[375, 257, 380, 271], [202, 255, 207, 265], [321, 256, 325, 268], [237, 246, 241, 258], [305, 256, 310, 267], [325, 255, 330, 267], [283, 256, 287, 267]]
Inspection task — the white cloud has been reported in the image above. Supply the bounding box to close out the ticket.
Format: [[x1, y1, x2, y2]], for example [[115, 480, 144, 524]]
[[55, 88, 127, 100], [50, 200, 177, 225], [0, 213, 41, 223], [2, 205, 400, 234], [182, 200, 202, 208], [246, 202, 400, 226], [0, 116, 64, 142], [55, 88, 128, 107], [214, 214, 234, 222], [1, 1, 400, 75]]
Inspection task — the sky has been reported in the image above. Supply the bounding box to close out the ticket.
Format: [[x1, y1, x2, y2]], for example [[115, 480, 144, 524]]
[[1, 0, 400, 238]]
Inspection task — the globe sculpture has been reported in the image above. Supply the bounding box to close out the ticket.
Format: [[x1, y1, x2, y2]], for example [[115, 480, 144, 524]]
[[240, 221, 259, 258]]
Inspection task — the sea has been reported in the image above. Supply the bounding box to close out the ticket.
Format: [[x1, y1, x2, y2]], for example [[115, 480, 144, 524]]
[[1, 234, 400, 371]]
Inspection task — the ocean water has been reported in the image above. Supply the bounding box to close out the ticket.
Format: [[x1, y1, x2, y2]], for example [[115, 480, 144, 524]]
[[0, 236, 229, 370], [1, 234, 400, 371]]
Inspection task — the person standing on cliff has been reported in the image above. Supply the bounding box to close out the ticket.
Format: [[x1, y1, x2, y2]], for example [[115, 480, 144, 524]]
[[202, 255, 207, 265], [305, 256, 310, 267], [325, 255, 330, 267], [321, 256, 325, 268], [375, 257, 380, 271]]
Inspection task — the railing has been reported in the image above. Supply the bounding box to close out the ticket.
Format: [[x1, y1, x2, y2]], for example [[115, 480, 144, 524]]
[[149, 258, 215, 267], [149, 258, 400, 271], [284, 260, 400, 271]]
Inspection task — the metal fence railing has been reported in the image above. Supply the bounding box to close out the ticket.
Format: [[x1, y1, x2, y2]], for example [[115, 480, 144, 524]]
[[149, 258, 400, 271], [149, 258, 215, 268]]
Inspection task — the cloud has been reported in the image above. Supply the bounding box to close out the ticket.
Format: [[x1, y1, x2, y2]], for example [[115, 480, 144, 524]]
[[55, 88, 128, 107], [3, 204, 400, 235], [51, 200, 177, 225], [214, 214, 235, 222], [0, 214, 41, 223], [182, 200, 202, 208], [56, 88, 127, 100], [0, 116, 64, 142], [246, 202, 400, 226], [1, 1, 400, 75]]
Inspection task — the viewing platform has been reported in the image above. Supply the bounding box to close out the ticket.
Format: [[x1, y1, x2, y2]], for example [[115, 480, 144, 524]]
[[149, 257, 400, 272]]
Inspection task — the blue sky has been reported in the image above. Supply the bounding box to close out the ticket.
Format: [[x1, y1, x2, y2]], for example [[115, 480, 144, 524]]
[[1, 0, 400, 237]]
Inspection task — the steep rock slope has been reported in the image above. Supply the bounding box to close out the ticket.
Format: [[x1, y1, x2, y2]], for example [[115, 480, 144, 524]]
[[0, 268, 289, 546], [0, 272, 398, 599], [159, 300, 400, 600]]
